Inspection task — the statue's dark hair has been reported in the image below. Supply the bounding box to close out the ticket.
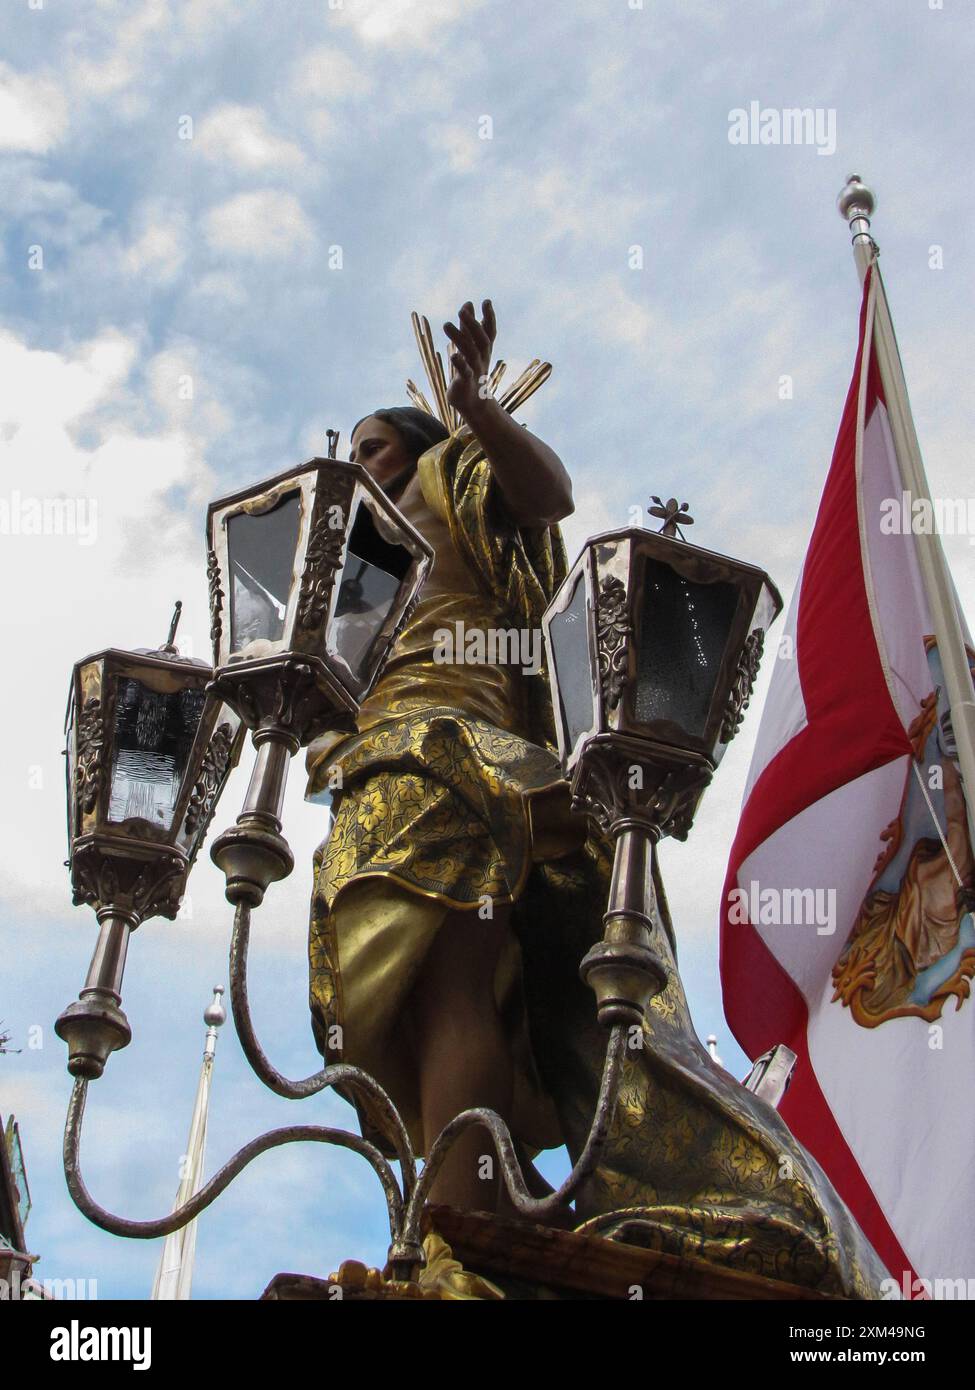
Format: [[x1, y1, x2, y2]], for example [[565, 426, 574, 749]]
[[352, 406, 451, 464]]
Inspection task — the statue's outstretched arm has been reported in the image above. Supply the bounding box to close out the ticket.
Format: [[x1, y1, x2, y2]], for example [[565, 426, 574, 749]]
[[444, 298, 574, 527]]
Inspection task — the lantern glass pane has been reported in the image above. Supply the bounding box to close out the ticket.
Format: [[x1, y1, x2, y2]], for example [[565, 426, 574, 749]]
[[548, 571, 594, 754], [227, 492, 301, 652], [634, 558, 738, 737], [108, 678, 207, 829], [331, 500, 410, 678]]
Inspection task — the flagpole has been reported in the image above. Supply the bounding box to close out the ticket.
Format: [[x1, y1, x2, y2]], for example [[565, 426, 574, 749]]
[[837, 174, 975, 849], [150, 986, 226, 1301]]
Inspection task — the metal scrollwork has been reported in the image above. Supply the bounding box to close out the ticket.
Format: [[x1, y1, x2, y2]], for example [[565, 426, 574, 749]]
[[596, 576, 631, 712], [297, 503, 347, 631], [641, 763, 714, 841], [570, 750, 623, 839], [70, 849, 118, 910], [720, 629, 764, 743], [185, 722, 235, 837], [570, 737, 713, 843], [75, 697, 106, 815], [129, 855, 185, 919], [70, 843, 186, 920], [210, 658, 352, 747], [206, 548, 224, 654]]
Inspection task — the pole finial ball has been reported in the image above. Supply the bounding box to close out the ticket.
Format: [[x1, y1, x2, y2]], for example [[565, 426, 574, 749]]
[[204, 985, 226, 1028], [837, 174, 876, 222]]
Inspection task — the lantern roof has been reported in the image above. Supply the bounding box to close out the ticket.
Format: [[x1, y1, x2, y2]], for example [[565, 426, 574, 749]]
[[574, 523, 784, 606]]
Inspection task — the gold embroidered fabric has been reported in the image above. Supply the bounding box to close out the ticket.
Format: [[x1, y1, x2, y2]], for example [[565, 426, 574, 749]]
[[306, 430, 571, 1155]]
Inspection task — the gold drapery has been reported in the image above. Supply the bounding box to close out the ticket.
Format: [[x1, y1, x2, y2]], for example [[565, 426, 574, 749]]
[[307, 429, 577, 1155]]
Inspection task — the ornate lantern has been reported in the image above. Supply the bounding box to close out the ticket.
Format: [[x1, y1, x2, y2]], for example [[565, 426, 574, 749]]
[[56, 606, 245, 1078], [205, 456, 433, 906], [542, 499, 782, 1024]]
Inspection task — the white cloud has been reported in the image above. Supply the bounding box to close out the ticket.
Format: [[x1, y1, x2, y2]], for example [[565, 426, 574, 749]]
[[428, 123, 481, 175], [196, 104, 306, 173], [0, 64, 69, 154], [337, 0, 486, 47], [145, 345, 232, 447], [203, 190, 315, 259], [122, 200, 189, 282], [288, 43, 366, 142], [290, 44, 363, 101], [178, 0, 247, 41], [0, 161, 108, 247], [190, 271, 248, 307], [0, 328, 137, 430], [303, 107, 335, 144], [71, 0, 171, 98]]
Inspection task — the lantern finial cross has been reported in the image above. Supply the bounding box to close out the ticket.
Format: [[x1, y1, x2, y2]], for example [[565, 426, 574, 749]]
[[326, 429, 340, 460], [648, 496, 694, 539]]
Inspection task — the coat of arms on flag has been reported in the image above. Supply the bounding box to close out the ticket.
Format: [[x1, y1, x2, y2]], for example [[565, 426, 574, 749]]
[[832, 638, 975, 1029]]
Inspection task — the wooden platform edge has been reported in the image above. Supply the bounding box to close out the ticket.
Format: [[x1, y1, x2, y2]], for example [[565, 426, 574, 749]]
[[260, 1206, 845, 1301]]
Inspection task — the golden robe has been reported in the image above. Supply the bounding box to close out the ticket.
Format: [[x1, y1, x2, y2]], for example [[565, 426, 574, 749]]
[[306, 429, 579, 1154], [305, 430, 888, 1298]]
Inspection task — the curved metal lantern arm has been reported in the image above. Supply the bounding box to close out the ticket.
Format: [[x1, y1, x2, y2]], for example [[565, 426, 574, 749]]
[[401, 1023, 627, 1246], [63, 1075, 405, 1243], [229, 902, 418, 1196]]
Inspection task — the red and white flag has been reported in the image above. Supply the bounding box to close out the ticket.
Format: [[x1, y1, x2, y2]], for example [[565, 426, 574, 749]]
[[722, 265, 975, 1297]]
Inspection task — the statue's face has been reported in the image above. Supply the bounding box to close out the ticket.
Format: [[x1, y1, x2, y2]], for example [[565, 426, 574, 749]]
[[349, 416, 413, 488]]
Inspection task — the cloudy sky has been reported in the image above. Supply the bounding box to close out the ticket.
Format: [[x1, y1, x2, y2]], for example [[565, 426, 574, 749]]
[[2, 0, 973, 1300]]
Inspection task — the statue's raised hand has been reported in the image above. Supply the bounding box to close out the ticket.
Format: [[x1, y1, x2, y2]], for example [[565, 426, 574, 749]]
[[444, 299, 497, 423]]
